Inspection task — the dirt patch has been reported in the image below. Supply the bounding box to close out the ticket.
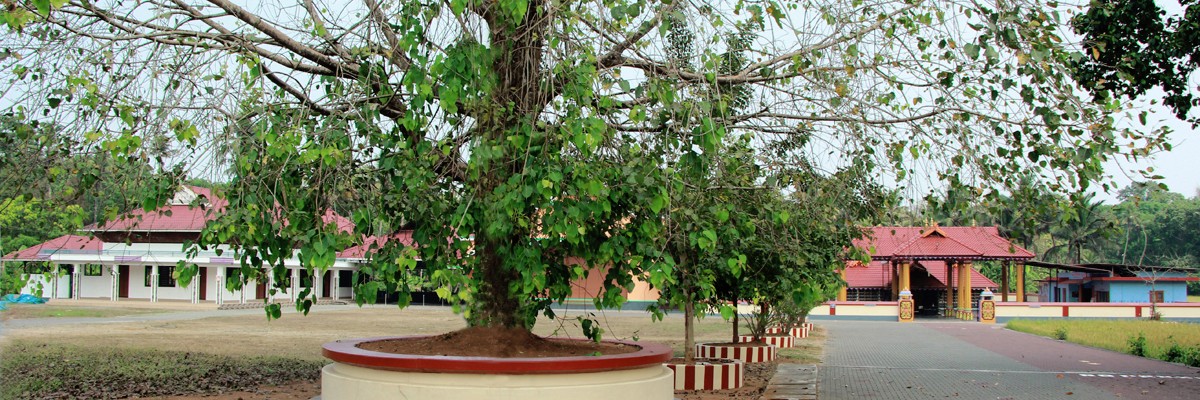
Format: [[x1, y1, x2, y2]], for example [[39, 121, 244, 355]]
[[357, 326, 639, 357]]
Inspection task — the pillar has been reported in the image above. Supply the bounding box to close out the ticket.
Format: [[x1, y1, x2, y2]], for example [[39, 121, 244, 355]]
[[837, 268, 848, 302], [331, 271, 340, 301], [945, 262, 955, 317], [961, 261, 974, 319], [956, 262, 966, 319], [900, 261, 911, 292], [72, 266, 81, 299], [291, 268, 301, 303], [109, 265, 119, 302], [150, 265, 160, 303], [891, 262, 899, 300], [50, 264, 59, 299], [266, 271, 275, 302], [1015, 261, 1026, 302], [189, 267, 199, 304], [1001, 261, 1010, 302], [215, 268, 225, 304], [315, 270, 324, 299]]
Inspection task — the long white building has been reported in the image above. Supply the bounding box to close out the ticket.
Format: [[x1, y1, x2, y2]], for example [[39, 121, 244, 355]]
[[3, 186, 375, 304]]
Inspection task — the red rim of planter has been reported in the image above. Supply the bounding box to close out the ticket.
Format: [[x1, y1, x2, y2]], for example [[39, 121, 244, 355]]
[[323, 336, 672, 374]]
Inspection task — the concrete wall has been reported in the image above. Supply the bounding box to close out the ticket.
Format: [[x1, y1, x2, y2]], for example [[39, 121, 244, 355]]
[[808, 301, 898, 321], [18, 273, 71, 298], [995, 302, 1200, 322], [1110, 281, 1188, 303]]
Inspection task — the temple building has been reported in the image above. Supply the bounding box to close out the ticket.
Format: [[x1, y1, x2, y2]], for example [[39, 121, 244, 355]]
[[841, 225, 1036, 318]]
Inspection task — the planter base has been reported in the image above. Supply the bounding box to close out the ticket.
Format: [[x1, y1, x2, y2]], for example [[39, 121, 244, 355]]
[[695, 343, 777, 363], [766, 326, 810, 338], [665, 359, 744, 390], [322, 362, 674, 400], [738, 334, 795, 348]]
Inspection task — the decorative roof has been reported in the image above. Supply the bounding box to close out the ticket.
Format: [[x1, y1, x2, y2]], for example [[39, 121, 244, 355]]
[[2, 235, 103, 261], [842, 260, 998, 289], [854, 226, 1034, 261]]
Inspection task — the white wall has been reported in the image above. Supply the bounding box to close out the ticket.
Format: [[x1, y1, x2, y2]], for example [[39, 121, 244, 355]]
[[79, 268, 111, 298]]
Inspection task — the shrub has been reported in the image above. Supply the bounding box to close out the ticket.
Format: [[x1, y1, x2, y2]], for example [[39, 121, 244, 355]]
[[1128, 333, 1147, 357], [1053, 327, 1068, 341]]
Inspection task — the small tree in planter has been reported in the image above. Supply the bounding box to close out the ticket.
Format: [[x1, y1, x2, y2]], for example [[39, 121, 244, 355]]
[[774, 279, 839, 338]]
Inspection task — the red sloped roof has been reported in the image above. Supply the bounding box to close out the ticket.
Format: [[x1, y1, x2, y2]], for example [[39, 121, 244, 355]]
[[2, 235, 103, 261], [854, 226, 1034, 260], [89, 186, 354, 234], [338, 231, 416, 259], [842, 260, 999, 289]]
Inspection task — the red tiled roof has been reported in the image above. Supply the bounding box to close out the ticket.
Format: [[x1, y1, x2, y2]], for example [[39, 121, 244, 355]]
[[2, 235, 103, 261], [89, 186, 354, 233], [842, 260, 999, 289], [338, 231, 416, 259], [854, 226, 1034, 260]]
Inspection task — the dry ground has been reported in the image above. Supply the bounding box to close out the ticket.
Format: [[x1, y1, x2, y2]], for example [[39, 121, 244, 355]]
[[1, 301, 825, 399]]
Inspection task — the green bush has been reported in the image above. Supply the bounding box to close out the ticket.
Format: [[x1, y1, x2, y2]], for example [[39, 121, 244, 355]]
[[1053, 327, 1068, 341], [0, 342, 325, 399], [1128, 332, 1147, 357]]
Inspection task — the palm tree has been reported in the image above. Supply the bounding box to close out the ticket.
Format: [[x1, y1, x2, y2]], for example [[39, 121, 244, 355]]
[[1045, 193, 1116, 264]]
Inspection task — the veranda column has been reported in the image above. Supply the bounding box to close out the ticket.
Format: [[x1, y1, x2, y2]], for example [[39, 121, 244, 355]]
[[189, 267, 199, 304], [109, 265, 120, 302], [331, 271, 340, 301], [315, 270, 324, 299], [956, 262, 967, 319], [1015, 261, 1026, 302], [945, 261, 955, 317], [50, 264, 59, 299], [960, 260, 969, 319], [1001, 261, 1010, 302], [72, 266, 81, 299], [214, 268, 225, 305], [837, 268, 848, 302], [891, 262, 899, 301], [291, 268, 300, 303], [266, 272, 275, 302], [900, 261, 911, 292], [150, 265, 159, 303]]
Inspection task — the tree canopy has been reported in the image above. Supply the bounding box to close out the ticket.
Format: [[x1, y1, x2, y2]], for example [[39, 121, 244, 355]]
[[0, 0, 1172, 330], [1072, 0, 1200, 125]]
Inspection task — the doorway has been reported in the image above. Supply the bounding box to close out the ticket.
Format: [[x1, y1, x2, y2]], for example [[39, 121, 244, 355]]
[[118, 265, 130, 298]]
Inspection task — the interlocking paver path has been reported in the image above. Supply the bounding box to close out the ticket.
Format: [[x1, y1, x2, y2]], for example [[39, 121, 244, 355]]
[[819, 320, 1200, 399]]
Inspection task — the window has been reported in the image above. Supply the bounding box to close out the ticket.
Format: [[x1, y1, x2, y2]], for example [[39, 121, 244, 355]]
[[144, 266, 177, 287], [226, 267, 241, 287], [1149, 290, 1164, 303], [338, 270, 353, 288], [83, 264, 103, 276]]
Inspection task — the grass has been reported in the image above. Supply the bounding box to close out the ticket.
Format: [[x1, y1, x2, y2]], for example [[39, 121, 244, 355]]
[[1007, 319, 1200, 364], [1189, 295, 1200, 303], [0, 341, 324, 400], [0, 304, 163, 320]]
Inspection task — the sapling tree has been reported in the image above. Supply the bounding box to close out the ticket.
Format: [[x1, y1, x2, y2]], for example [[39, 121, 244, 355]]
[[0, 0, 1169, 339]]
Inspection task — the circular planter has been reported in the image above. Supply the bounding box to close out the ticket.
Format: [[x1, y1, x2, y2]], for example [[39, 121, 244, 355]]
[[664, 358, 744, 390], [738, 334, 795, 348], [322, 336, 674, 400], [765, 326, 809, 338], [695, 342, 777, 364]]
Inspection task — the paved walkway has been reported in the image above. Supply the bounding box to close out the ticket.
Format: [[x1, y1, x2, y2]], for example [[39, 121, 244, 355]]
[[818, 320, 1200, 399]]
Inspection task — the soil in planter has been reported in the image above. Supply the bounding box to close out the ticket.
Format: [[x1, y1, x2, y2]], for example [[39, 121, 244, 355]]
[[666, 357, 739, 365], [357, 326, 640, 358]]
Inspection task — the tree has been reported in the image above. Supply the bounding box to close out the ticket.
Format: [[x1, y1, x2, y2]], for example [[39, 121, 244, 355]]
[[1, 0, 1167, 338], [1072, 0, 1200, 126], [1046, 193, 1117, 264]]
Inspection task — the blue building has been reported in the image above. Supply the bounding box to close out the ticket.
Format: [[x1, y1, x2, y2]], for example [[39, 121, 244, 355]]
[[1033, 262, 1196, 303]]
